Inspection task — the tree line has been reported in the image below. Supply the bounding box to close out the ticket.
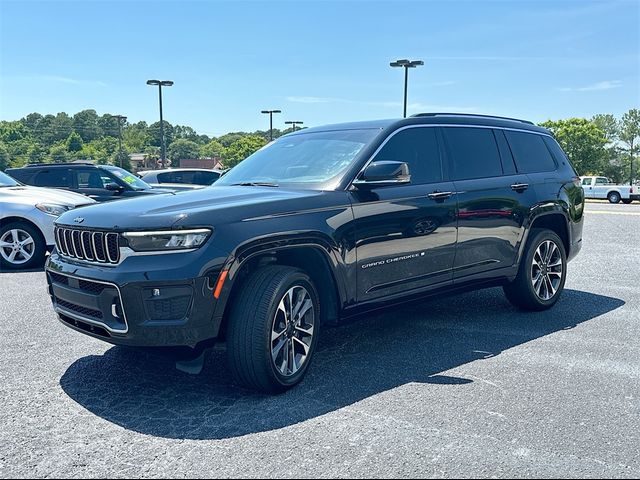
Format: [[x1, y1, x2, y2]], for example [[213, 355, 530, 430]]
[[0, 109, 298, 171], [0, 108, 638, 182]]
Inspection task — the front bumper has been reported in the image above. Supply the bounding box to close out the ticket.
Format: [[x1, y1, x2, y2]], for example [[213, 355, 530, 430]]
[[46, 250, 227, 347]]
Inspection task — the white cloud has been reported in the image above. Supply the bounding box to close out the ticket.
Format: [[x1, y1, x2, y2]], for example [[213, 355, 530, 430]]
[[558, 80, 623, 92]]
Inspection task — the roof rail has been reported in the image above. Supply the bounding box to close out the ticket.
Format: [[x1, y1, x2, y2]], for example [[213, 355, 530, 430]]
[[411, 112, 534, 125], [25, 161, 94, 167]]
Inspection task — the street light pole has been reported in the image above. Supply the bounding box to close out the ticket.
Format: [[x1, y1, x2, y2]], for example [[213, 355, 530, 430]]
[[146, 79, 174, 168], [390, 59, 424, 118], [285, 121, 304, 132], [261, 109, 282, 141]]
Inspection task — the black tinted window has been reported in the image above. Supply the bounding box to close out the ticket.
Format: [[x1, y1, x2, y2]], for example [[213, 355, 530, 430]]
[[198, 171, 220, 185], [443, 127, 503, 180], [35, 169, 70, 188], [374, 127, 442, 184], [505, 131, 557, 173]]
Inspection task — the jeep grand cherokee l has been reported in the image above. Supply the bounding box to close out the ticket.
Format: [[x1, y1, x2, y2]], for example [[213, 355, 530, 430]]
[[45, 113, 584, 393]]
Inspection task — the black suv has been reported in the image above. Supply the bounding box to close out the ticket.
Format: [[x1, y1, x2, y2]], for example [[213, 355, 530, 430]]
[[45, 114, 584, 393], [7, 163, 172, 202]]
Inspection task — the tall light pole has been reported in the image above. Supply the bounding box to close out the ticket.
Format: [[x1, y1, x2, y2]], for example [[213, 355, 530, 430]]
[[285, 121, 304, 132], [261, 109, 282, 141], [110, 115, 127, 168], [390, 59, 423, 118], [146, 79, 173, 168]]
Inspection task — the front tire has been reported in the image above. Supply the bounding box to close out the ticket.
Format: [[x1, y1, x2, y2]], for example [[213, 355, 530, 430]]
[[504, 229, 567, 311], [0, 222, 46, 270], [226, 265, 320, 393], [622, 199, 632, 204]]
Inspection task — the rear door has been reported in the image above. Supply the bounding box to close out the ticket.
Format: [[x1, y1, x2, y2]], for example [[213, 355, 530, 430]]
[[352, 126, 458, 302], [33, 168, 72, 191], [442, 126, 537, 280]]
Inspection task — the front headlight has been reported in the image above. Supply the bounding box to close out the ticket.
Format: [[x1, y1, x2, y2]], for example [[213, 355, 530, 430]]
[[36, 203, 71, 217], [122, 229, 212, 252]]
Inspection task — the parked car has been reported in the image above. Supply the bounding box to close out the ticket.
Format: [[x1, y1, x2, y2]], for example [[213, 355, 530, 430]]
[[579, 175, 639, 203], [6, 163, 175, 202], [137, 168, 222, 190], [45, 113, 584, 393], [0, 171, 95, 270]]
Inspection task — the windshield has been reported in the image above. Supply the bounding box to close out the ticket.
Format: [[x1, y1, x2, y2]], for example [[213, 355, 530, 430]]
[[215, 128, 380, 189], [102, 166, 153, 191], [0, 171, 19, 187]]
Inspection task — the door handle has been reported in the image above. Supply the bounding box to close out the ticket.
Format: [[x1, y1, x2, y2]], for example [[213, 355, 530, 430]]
[[427, 191, 454, 200], [510, 183, 529, 192]]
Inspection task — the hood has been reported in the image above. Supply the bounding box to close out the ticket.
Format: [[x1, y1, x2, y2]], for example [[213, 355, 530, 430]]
[[55, 185, 332, 230], [0, 185, 96, 207]]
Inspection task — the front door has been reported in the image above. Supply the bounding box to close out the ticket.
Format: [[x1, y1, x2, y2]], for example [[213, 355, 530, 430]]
[[352, 126, 457, 302]]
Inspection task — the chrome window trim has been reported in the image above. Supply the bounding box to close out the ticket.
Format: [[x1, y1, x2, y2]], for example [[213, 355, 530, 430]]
[[347, 123, 553, 190], [48, 269, 129, 334]]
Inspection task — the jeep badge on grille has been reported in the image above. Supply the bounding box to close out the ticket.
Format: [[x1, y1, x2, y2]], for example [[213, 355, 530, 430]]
[[74, 217, 84, 223]]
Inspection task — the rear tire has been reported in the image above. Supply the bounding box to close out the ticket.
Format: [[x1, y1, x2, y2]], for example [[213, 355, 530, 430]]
[[0, 221, 46, 271], [226, 265, 320, 393], [503, 229, 567, 311], [608, 191, 621, 204]]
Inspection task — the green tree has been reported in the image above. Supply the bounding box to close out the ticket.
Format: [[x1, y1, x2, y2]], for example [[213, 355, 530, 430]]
[[48, 143, 69, 163], [148, 121, 174, 149], [123, 121, 150, 152], [174, 125, 199, 142], [223, 135, 267, 168], [619, 109, 640, 184], [111, 149, 132, 171], [144, 146, 160, 169], [217, 132, 246, 147], [97, 114, 121, 138], [540, 118, 607, 175], [0, 142, 10, 170], [65, 132, 84, 152], [0, 121, 29, 142], [167, 139, 200, 166], [73, 109, 101, 142], [591, 114, 619, 143], [200, 139, 225, 159]]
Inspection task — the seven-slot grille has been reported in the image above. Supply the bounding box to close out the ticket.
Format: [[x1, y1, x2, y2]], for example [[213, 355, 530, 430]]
[[55, 227, 120, 264]]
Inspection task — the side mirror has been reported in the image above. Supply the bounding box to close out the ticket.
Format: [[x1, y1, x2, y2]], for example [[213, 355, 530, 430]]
[[352, 161, 411, 189], [105, 182, 124, 193]]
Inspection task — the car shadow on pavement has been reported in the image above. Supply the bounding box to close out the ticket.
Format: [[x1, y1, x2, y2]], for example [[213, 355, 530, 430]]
[[60, 287, 624, 440]]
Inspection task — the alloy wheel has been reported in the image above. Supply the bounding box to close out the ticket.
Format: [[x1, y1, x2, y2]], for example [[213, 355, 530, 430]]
[[530, 240, 563, 301], [0, 229, 35, 265], [270, 285, 315, 377]]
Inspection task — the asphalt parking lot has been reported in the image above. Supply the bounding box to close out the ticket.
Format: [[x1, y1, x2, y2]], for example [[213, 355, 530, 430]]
[[1, 202, 639, 478]]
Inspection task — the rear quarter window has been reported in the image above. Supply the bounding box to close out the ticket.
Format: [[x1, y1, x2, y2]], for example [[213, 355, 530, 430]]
[[505, 131, 557, 173], [35, 169, 71, 188]]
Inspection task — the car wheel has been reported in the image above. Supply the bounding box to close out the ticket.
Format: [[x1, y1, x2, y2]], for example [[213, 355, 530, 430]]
[[503, 228, 567, 311], [622, 199, 632, 204], [0, 222, 46, 271], [608, 192, 621, 203], [226, 265, 320, 393]]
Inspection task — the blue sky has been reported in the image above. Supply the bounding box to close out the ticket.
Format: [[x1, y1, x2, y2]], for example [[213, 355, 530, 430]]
[[0, 0, 638, 136]]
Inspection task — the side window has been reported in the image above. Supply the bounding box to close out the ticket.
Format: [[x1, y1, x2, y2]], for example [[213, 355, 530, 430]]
[[443, 127, 502, 180], [581, 178, 592, 186], [505, 131, 557, 173], [157, 172, 176, 183], [197, 171, 219, 185], [595, 177, 609, 185], [35, 169, 70, 188], [75, 170, 107, 189], [373, 127, 442, 184]]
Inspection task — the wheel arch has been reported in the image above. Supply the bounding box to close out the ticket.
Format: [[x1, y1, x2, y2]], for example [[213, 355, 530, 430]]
[[213, 236, 348, 340], [0, 216, 47, 245]]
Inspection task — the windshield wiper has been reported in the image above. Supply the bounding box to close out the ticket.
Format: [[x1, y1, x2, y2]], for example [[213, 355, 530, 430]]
[[230, 182, 279, 187]]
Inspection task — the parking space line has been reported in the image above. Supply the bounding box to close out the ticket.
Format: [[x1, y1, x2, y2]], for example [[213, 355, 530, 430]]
[[587, 210, 640, 216]]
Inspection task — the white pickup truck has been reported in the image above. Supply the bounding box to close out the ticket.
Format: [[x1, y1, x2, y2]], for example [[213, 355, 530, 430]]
[[580, 176, 640, 204]]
